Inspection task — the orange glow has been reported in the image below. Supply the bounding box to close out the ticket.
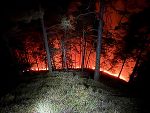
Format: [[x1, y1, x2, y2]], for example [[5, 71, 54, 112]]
[[29, 65, 128, 82], [29, 54, 131, 82], [100, 68, 127, 81], [21, 37, 134, 82], [95, 0, 100, 13], [14, 0, 149, 84], [17, 32, 135, 83], [19, 0, 142, 83]]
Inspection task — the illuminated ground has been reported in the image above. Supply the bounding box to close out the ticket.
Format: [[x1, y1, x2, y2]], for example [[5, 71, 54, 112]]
[[0, 71, 148, 113]]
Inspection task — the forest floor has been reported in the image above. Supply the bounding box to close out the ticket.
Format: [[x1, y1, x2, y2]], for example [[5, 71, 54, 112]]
[[0, 70, 149, 113]]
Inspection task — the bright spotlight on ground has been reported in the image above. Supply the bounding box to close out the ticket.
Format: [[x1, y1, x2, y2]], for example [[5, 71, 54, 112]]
[[33, 100, 54, 113]]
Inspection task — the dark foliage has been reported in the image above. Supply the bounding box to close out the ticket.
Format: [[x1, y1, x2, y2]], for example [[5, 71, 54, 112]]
[[126, 8, 150, 92]]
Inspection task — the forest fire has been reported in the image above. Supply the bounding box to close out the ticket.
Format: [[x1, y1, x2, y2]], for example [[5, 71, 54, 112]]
[[28, 44, 133, 83], [0, 0, 149, 112], [3, 0, 148, 86], [22, 36, 134, 83], [30, 64, 129, 82]]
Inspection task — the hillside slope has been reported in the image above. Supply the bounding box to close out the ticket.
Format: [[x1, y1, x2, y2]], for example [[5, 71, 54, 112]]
[[0, 71, 147, 113]]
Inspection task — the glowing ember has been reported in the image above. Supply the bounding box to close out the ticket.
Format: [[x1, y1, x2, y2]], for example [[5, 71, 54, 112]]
[[100, 68, 128, 81], [22, 37, 133, 82], [29, 64, 128, 82], [18, 28, 134, 83]]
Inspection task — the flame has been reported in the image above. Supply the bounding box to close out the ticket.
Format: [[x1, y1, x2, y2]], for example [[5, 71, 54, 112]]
[[100, 68, 127, 81], [21, 37, 133, 83], [29, 64, 129, 82]]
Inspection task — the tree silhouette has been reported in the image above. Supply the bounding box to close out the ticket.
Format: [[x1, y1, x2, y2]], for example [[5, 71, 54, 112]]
[[39, 7, 53, 75], [94, 0, 105, 81], [127, 7, 150, 84]]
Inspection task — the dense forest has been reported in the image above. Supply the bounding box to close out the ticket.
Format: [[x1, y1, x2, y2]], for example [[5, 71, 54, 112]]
[[0, 0, 150, 100], [0, 0, 150, 112]]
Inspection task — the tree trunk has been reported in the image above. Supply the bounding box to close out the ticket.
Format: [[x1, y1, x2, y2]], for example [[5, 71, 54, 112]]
[[35, 58, 39, 71], [45, 57, 48, 70], [70, 44, 73, 69], [51, 56, 56, 70], [94, 0, 104, 81], [40, 15, 53, 75], [118, 58, 126, 78], [81, 29, 86, 72], [86, 46, 93, 68], [75, 52, 76, 68], [61, 37, 67, 70], [129, 50, 142, 83]]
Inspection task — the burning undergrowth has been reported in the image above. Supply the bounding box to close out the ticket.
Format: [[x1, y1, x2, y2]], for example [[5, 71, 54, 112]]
[[0, 71, 139, 113]]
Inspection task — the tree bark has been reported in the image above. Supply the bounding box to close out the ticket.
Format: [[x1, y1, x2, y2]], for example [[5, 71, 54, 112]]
[[40, 15, 53, 75], [86, 45, 93, 68], [61, 36, 67, 70], [36, 58, 39, 71], [129, 50, 142, 83], [94, 0, 104, 81], [118, 58, 126, 78], [81, 29, 86, 72]]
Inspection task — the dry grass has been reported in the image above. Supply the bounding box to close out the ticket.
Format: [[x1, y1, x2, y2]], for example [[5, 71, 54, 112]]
[[0, 71, 139, 113]]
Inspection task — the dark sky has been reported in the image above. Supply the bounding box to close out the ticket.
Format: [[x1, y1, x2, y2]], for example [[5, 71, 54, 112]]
[[1, 0, 72, 16], [0, 0, 73, 33]]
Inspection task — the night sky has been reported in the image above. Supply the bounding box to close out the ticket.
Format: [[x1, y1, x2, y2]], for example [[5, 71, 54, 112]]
[[1, 0, 71, 13], [1, 0, 72, 32]]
